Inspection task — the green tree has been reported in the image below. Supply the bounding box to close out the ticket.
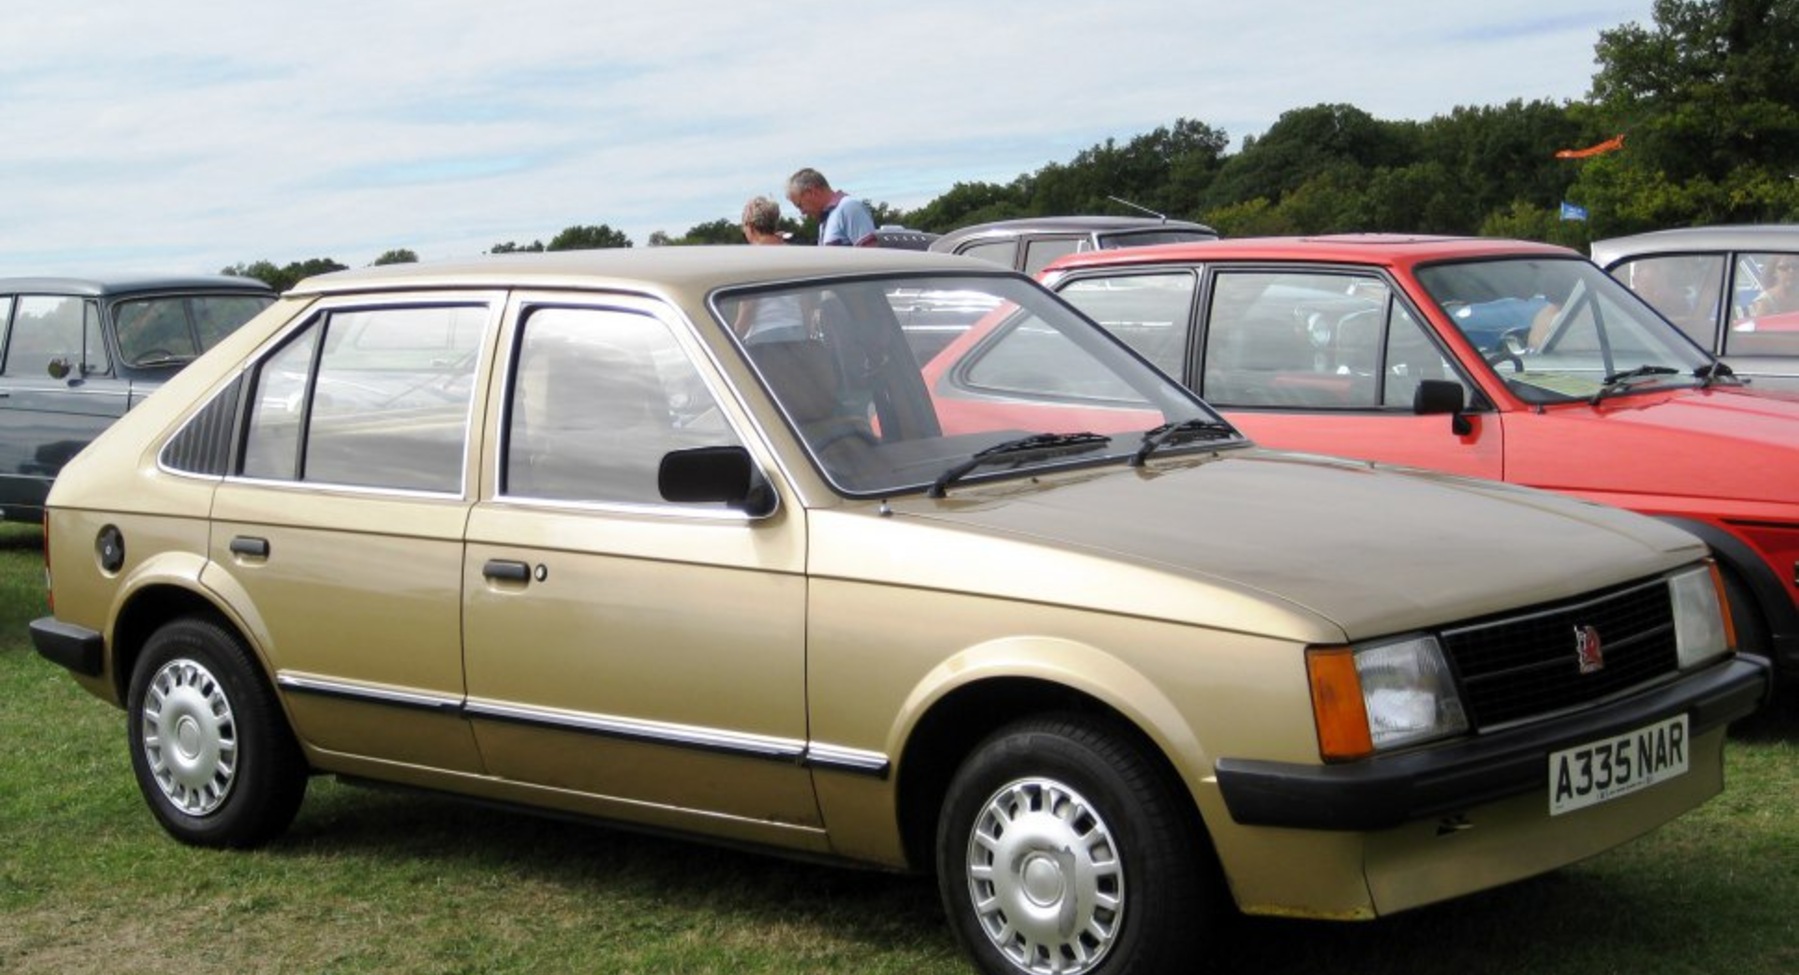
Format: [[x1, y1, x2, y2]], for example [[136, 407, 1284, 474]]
[[372, 248, 418, 265], [488, 240, 545, 253], [1582, 0, 1799, 227], [220, 258, 348, 292], [1204, 104, 1414, 211], [547, 224, 633, 250]]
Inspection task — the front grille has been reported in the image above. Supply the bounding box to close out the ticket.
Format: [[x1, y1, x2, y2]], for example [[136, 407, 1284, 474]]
[[1440, 576, 1677, 729]]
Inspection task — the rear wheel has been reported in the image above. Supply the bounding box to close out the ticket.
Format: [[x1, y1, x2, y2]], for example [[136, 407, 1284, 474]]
[[937, 714, 1222, 975], [126, 617, 308, 847]]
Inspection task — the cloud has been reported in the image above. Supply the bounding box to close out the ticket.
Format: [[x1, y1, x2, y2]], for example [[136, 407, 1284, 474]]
[[0, 0, 1653, 277]]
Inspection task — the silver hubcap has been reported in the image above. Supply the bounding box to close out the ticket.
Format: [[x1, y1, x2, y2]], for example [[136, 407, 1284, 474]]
[[141, 658, 237, 816], [966, 777, 1124, 975]]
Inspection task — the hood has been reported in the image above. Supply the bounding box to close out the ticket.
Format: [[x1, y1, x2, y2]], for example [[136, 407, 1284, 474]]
[[1514, 386, 1799, 505], [810, 448, 1703, 643]]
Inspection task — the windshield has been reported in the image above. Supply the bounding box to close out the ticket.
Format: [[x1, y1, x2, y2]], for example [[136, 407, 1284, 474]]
[[714, 274, 1236, 496], [1415, 258, 1717, 404], [114, 293, 275, 367]]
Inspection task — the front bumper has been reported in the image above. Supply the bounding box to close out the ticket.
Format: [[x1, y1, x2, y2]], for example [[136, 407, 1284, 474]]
[[1215, 654, 1771, 831]]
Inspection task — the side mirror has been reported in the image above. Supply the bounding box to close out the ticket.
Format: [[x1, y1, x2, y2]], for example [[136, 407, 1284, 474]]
[[46, 357, 72, 380], [1413, 379, 1473, 436], [658, 446, 776, 517]]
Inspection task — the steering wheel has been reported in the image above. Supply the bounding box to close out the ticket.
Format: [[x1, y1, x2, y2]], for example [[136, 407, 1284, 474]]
[[1485, 347, 1525, 373]]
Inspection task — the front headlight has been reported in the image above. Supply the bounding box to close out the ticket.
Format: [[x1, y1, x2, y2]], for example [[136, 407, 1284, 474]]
[[1669, 562, 1733, 667], [1308, 635, 1469, 761]]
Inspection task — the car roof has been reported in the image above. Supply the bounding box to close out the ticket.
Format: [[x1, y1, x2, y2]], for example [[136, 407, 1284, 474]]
[[289, 245, 1004, 297], [1590, 225, 1799, 265], [1041, 233, 1581, 274], [0, 274, 275, 297], [930, 215, 1219, 249]]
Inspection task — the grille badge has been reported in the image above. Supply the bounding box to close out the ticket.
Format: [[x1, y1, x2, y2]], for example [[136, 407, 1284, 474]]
[[1574, 625, 1605, 674]]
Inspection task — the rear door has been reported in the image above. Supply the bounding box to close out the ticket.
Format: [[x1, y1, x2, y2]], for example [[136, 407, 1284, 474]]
[[209, 293, 497, 774]]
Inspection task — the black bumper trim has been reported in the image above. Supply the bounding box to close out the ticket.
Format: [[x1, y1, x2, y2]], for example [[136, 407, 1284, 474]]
[[1215, 654, 1772, 831], [30, 616, 106, 678]]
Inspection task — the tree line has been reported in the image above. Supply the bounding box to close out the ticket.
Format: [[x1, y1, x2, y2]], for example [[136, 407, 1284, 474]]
[[225, 0, 1799, 291]]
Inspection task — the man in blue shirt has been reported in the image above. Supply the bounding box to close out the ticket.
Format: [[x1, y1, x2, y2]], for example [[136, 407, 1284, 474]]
[[787, 168, 877, 247]]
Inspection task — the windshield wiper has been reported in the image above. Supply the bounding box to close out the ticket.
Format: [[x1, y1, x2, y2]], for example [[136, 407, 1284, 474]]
[[1590, 365, 1680, 405], [1131, 418, 1239, 466], [1695, 360, 1740, 389], [130, 351, 197, 368], [928, 432, 1112, 498]]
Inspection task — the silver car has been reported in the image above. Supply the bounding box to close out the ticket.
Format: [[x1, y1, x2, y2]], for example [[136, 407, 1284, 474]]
[[1592, 225, 1799, 389]]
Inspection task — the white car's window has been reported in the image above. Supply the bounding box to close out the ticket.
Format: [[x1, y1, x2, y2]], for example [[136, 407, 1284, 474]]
[[1608, 254, 1726, 349], [504, 305, 740, 506], [1058, 271, 1196, 378], [1729, 252, 1799, 358], [957, 240, 1015, 267], [1022, 237, 1082, 275], [241, 304, 484, 492]]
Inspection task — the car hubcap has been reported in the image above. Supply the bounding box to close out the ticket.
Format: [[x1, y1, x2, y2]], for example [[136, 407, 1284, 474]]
[[966, 777, 1123, 974], [141, 658, 237, 816]]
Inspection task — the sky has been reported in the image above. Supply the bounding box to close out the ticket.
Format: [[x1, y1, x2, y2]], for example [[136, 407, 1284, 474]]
[[0, 1, 1654, 279]]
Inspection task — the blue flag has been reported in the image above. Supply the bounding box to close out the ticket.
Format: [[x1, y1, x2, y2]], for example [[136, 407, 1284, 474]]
[[1560, 201, 1589, 221]]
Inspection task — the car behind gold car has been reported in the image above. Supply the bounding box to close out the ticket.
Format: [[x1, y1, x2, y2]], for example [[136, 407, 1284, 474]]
[[30, 247, 1770, 975]]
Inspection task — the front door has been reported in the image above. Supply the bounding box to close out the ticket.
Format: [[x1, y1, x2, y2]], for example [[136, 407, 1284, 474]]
[[461, 296, 818, 848]]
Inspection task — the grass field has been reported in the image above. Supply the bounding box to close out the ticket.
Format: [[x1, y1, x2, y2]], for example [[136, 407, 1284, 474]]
[[1, 522, 1793, 975]]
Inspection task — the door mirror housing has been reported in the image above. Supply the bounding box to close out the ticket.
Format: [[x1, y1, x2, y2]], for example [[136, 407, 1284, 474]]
[[658, 446, 776, 516], [1413, 379, 1473, 436]]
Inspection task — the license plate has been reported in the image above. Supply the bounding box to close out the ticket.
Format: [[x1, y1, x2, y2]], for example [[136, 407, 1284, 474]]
[[1548, 714, 1689, 816]]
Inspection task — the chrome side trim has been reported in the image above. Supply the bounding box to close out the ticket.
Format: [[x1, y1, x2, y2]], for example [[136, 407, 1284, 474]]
[[277, 672, 463, 714], [803, 742, 891, 779], [278, 675, 892, 777], [465, 697, 808, 762]]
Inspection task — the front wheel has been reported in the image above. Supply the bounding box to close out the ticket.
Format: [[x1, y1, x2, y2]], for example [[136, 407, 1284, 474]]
[[937, 715, 1223, 975], [126, 617, 308, 848]]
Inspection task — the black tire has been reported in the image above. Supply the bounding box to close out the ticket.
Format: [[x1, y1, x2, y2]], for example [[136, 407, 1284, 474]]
[[937, 714, 1222, 975], [126, 617, 308, 848]]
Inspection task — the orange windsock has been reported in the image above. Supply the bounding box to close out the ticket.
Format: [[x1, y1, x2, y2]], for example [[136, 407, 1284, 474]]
[[1555, 134, 1626, 159]]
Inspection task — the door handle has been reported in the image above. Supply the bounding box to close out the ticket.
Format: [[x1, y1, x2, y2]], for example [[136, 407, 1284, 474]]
[[482, 559, 531, 583], [229, 536, 270, 558]]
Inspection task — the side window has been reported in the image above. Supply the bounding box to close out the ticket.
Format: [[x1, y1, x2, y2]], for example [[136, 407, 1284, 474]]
[[1382, 302, 1465, 408], [1610, 254, 1726, 349], [1022, 237, 1082, 276], [1730, 251, 1799, 357], [958, 240, 1017, 268], [241, 304, 485, 492], [5, 295, 107, 377], [504, 306, 740, 505], [1201, 271, 1386, 408], [1057, 272, 1196, 378]]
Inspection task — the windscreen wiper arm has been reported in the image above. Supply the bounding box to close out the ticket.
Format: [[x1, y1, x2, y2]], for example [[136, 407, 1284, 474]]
[[1131, 418, 1239, 466], [928, 433, 1112, 498], [1695, 360, 1739, 389], [1590, 365, 1679, 405]]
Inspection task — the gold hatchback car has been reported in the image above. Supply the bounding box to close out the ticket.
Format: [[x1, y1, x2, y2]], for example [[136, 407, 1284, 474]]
[[31, 247, 1770, 975]]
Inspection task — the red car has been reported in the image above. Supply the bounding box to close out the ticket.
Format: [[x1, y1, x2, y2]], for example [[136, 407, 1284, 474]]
[[925, 234, 1799, 691]]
